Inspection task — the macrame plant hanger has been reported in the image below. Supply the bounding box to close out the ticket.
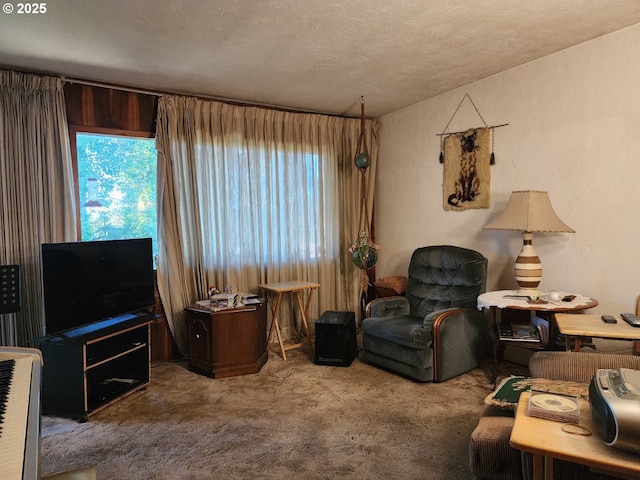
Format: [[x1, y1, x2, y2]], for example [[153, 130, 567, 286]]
[[349, 96, 379, 279]]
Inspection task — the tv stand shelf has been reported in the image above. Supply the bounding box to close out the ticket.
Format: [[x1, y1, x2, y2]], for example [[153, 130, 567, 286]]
[[33, 312, 156, 421]]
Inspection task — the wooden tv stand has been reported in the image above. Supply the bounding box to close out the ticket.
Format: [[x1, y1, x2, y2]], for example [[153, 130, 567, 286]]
[[186, 302, 268, 378], [33, 312, 156, 421]]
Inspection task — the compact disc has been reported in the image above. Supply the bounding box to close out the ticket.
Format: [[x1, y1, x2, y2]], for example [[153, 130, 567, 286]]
[[530, 394, 578, 412]]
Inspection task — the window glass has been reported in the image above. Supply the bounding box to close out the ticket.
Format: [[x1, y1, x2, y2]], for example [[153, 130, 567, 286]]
[[76, 133, 158, 263]]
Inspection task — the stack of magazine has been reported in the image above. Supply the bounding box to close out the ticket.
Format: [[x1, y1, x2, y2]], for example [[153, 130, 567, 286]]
[[210, 292, 238, 310], [240, 293, 261, 305], [195, 292, 261, 311]]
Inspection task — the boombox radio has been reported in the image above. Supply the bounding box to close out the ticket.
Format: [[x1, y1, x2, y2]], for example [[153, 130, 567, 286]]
[[589, 368, 640, 454]]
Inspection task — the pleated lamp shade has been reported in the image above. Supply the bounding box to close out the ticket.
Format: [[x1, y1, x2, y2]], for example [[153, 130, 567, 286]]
[[484, 191, 574, 295]]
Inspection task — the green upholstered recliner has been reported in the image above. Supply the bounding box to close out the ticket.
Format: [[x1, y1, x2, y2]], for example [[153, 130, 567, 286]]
[[362, 245, 489, 382]]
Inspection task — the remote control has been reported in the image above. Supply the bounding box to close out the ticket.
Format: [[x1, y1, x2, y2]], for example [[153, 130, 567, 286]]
[[601, 315, 617, 324], [620, 313, 640, 327]]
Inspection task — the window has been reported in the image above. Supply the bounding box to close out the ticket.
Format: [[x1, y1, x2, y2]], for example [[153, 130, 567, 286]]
[[187, 143, 334, 269], [75, 132, 158, 262]]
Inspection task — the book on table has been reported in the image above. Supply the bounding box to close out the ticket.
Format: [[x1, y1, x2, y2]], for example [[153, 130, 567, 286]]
[[211, 292, 238, 310]]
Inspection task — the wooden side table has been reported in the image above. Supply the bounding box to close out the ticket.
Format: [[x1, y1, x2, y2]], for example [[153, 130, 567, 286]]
[[259, 281, 319, 359], [185, 303, 268, 378], [555, 313, 640, 352], [510, 391, 640, 480], [478, 290, 598, 385]]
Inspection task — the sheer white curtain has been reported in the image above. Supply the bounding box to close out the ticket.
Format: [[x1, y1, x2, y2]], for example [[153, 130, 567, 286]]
[[0, 70, 77, 345], [155, 96, 377, 354]]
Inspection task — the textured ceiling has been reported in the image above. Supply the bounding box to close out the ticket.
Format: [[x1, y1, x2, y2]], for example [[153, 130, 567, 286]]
[[1, 0, 640, 117]]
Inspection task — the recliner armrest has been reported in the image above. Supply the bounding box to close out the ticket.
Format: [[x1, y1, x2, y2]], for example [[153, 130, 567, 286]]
[[423, 307, 459, 328], [365, 296, 410, 318], [429, 307, 489, 382]]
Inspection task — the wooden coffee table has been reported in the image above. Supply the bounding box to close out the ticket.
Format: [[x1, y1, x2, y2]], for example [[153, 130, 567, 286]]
[[555, 313, 640, 352], [510, 391, 640, 480]]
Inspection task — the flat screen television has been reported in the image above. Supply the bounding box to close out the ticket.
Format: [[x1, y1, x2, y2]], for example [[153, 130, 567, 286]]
[[41, 238, 155, 336]]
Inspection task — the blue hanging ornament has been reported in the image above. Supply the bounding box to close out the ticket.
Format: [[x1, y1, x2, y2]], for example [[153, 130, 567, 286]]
[[355, 152, 370, 170]]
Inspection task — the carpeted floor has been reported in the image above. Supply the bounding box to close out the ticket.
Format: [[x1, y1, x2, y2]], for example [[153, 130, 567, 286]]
[[40, 347, 526, 480]]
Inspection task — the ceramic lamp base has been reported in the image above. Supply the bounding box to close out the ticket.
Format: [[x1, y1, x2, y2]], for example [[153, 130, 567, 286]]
[[514, 231, 542, 294]]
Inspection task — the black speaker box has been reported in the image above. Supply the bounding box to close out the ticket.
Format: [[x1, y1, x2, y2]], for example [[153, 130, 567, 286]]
[[314, 311, 357, 367]]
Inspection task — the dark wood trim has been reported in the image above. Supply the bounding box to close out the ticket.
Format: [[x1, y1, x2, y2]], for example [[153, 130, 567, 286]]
[[62, 76, 367, 120], [69, 124, 155, 138], [64, 83, 158, 132]]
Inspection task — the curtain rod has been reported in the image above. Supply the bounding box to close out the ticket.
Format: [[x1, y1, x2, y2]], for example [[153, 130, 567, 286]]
[[60, 76, 363, 119], [61, 76, 163, 97]]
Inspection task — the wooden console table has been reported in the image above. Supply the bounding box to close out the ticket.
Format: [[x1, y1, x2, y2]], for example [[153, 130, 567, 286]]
[[259, 281, 319, 360], [555, 313, 640, 352], [510, 391, 640, 480], [185, 302, 267, 378]]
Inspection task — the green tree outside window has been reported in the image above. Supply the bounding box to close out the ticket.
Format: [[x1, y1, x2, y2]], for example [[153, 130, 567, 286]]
[[77, 133, 158, 263]]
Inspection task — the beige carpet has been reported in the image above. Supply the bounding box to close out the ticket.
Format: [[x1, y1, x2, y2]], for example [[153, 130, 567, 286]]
[[40, 347, 525, 480]]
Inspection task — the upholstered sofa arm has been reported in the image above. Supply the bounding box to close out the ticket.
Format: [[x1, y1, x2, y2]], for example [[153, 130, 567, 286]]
[[365, 296, 410, 318], [470, 351, 640, 480], [529, 351, 640, 383]]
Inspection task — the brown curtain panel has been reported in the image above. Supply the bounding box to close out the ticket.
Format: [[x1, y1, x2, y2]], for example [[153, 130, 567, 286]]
[[155, 96, 377, 354], [0, 70, 77, 345]]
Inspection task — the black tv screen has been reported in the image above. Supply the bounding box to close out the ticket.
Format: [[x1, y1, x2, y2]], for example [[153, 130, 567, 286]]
[[41, 238, 155, 336]]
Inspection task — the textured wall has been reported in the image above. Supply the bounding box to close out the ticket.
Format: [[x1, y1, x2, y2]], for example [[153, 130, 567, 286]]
[[375, 23, 640, 319]]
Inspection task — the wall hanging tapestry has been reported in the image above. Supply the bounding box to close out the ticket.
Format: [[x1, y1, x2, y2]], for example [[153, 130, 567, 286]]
[[443, 127, 491, 211], [438, 93, 507, 211]]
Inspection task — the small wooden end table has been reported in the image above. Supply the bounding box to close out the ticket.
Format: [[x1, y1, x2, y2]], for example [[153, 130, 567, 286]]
[[259, 281, 319, 360], [555, 313, 640, 352], [185, 303, 268, 378], [510, 391, 640, 480], [478, 291, 598, 385]]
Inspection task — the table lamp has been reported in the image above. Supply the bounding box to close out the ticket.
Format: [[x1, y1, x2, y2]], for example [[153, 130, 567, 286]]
[[484, 190, 574, 297]]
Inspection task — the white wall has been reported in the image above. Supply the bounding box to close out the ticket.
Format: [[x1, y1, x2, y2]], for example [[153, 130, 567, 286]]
[[375, 22, 640, 319]]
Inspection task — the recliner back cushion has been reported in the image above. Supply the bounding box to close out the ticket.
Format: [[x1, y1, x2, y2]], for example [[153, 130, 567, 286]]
[[407, 245, 487, 319]]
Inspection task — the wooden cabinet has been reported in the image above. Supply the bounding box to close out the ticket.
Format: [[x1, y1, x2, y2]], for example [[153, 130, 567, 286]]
[[186, 303, 267, 378], [34, 313, 154, 421]]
